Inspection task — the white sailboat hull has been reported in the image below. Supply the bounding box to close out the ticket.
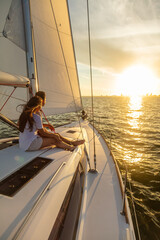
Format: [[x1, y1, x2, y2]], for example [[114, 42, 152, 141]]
[[0, 121, 135, 240]]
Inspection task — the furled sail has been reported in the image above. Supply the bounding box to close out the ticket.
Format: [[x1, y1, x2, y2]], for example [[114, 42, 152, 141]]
[[0, 71, 30, 88], [0, 0, 29, 120], [30, 0, 82, 115]]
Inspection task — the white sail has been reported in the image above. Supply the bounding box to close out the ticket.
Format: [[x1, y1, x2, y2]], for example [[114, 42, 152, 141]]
[[30, 0, 82, 115], [0, 0, 29, 120]]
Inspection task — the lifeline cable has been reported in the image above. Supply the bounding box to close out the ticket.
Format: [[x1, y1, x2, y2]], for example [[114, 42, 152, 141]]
[[0, 87, 16, 112]]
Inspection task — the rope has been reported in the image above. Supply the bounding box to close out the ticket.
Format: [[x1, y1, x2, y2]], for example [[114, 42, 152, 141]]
[[0, 87, 16, 112], [41, 111, 55, 133], [0, 92, 27, 102], [86, 0, 97, 171]]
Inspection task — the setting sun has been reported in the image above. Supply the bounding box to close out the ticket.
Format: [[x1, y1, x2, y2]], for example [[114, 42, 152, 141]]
[[115, 65, 158, 96]]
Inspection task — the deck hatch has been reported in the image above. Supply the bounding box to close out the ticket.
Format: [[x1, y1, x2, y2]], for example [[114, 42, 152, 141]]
[[66, 130, 77, 134], [0, 157, 52, 197]]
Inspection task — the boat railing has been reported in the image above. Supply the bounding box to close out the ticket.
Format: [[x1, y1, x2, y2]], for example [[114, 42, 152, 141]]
[[0, 137, 19, 144], [87, 114, 113, 147], [88, 115, 141, 240], [12, 162, 66, 240], [120, 171, 127, 216], [0, 137, 19, 150]]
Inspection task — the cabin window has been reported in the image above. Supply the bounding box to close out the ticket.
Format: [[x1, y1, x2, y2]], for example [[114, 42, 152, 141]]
[[0, 157, 52, 197]]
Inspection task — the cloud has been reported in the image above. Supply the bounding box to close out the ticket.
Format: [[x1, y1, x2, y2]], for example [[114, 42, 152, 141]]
[[69, 0, 160, 75], [68, 0, 160, 95], [74, 38, 137, 72]]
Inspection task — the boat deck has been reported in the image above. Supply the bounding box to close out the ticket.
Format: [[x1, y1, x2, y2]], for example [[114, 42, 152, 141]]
[[0, 121, 135, 240], [0, 126, 85, 240], [76, 121, 135, 240]]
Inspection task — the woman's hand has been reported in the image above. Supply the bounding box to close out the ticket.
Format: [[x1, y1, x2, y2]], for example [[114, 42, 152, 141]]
[[43, 123, 55, 132]]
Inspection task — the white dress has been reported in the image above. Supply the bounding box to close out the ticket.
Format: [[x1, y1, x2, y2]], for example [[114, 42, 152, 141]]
[[19, 113, 43, 151]]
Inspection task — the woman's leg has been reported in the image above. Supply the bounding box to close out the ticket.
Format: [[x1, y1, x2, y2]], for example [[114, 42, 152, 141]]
[[40, 137, 75, 151], [56, 134, 72, 145], [56, 133, 85, 146], [71, 139, 85, 146], [40, 137, 57, 149], [50, 133, 71, 145]]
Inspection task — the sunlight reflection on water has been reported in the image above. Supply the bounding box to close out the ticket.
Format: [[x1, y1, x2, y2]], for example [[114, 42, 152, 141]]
[[125, 96, 143, 163], [128, 96, 142, 129], [123, 151, 143, 163]]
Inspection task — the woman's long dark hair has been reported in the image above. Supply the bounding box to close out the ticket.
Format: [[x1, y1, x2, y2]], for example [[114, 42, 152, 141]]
[[35, 91, 46, 101], [19, 96, 42, 133]]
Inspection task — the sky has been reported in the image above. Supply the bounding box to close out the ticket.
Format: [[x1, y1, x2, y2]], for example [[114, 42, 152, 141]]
[[68, 0, 160, 96]]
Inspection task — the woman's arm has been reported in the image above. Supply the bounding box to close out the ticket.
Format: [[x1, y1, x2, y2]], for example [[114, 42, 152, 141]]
[[43, 123, 55, 131], [38, 128, 58, 139], [33, 113, 56, 138]]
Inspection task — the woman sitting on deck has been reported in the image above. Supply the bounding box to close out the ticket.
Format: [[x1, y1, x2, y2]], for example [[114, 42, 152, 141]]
[[18, 96, 84, 151]]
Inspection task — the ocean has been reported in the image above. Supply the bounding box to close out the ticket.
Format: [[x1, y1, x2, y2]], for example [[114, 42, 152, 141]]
[[0, 96, 160, 240], [83, 96, 160, 240]]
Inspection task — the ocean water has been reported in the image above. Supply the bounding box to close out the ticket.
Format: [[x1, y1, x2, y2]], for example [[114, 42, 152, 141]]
[[83, 96, 160, 240], [0, 96, 160, 239]]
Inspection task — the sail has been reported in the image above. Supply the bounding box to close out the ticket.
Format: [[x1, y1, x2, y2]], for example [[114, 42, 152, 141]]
[[3, 0, 26, 50], [30, 0, 82, 115], [0, 0, 29, 120], [0, 71, 30, 88]]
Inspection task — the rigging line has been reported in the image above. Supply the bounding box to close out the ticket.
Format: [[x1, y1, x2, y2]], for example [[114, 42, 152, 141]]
[[42, 87, 80, 98], [0, 92, 27, 102], [50, 0, 91, 170], [86, 0, 97, 171], [36, 52, 75, 70], [41, 110, 55, 133], [32, 15, 71, 37], [127, 169, 142, 240], [121, 160, 142, 240], [101, 128, 141, 238], [0, 87, 17, 112]]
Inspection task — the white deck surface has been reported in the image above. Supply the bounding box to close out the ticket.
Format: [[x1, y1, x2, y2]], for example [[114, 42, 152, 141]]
[[76, 122, 134, 240], [0, 126, 83, 181], [0, 122, 135, 240], [0, 126, 85, 240], [0, 145, 45, 181]]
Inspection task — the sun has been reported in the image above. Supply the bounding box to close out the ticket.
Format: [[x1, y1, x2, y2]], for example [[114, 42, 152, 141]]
[[115, 65, 158, 96]]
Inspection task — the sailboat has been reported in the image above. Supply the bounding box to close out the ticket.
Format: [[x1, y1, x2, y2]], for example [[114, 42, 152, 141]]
[[0, 0, 136, 239]]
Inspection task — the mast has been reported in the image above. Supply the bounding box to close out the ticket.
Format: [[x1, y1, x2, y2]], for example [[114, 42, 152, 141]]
[[22, 0, 38, 96]]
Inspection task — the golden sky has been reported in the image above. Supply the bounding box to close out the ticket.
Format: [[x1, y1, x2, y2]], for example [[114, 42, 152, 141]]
[[68, 0, 160, 96]]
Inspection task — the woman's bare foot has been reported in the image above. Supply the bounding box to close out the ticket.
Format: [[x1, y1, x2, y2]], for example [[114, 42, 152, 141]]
[[69, 145, 76, 151], [72, 139, 85, 146]]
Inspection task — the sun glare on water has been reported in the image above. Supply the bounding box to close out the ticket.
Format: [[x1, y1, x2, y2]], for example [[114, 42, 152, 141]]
[[116, 65, 158, 97]]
